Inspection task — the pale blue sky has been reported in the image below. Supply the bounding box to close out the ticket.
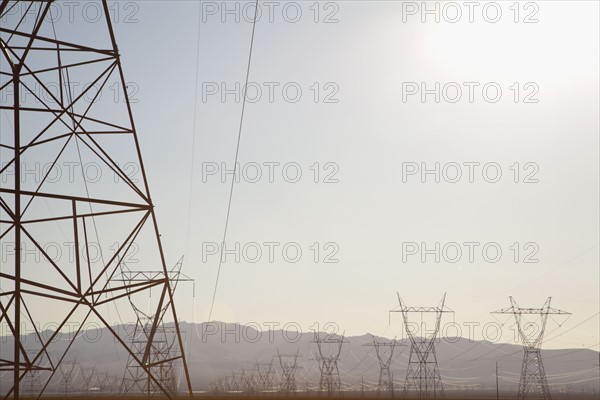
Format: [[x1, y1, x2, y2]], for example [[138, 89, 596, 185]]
[[1, 0, 598, 351]]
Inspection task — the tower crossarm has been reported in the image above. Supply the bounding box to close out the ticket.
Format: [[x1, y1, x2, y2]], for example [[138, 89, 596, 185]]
[[492, 307, 571, 315], [491, 297, 571, 347], [112, 270, 193, 283], [392, 306, 454, 313]]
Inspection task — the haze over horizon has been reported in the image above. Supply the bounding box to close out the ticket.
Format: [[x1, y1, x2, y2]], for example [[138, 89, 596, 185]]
[[1, 0, 598, 351], [1, 1, 598, 397]]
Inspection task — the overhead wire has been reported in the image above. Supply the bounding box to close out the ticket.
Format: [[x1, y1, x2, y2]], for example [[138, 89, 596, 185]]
[[207, 0, 260, 324]]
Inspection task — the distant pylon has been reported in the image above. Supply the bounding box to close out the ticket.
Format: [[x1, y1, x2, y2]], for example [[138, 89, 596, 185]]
[[313, 332, 347, 396], [81, 367, 96, 394], [98, 372, 113, 394], [223, 375, 232, 392], [117, 257, 193, 395], [277, 349, 300, 394], [255, 361, 274, 392], [363, 336, 403, 397], [229, 373, 242, 392], [23, 350, 44, 396], [23, 368, 41, 397], [210, 378, 225, 394], [390, 293, 453, 399], [58, 361, 77, 395], [492, 297, 571, 400], [241, 367, 257, 394]]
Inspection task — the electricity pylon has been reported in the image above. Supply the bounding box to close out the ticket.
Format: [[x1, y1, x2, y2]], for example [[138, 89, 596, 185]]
[[210, 378, 226, 394], [255, 361, 275, 392], [58, 361, 77, 395], [81, 367, 96, 394], [313, 332, 347, 396], [492, 297, 571, 400], [241, 368, 257, 393], [97, 372, 112, 394], [277, 349, 300, 394], [117, 257, 193, 395], [23, 368, 41, 397], [229, 373, 242, 392], [23, 350, 43, 396], [390, 293, 453, 399], [222, 376, 231, 392], [363, 336, 403, 397], [0, 1, 192, 398]]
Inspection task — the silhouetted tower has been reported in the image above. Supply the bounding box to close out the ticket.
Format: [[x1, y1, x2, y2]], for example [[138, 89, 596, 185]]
[[209, 379, 220, 393], [81, 367, 96, 394], [364, 336, 403, 397], [117, 257, 192, 396], [23, 368, 41, 397], [97, 372, 112, 394], [277, 349, 300, 394], [313, 333, 347, 396], [222, 375, 232, 392], [23, 350, 45, 396], [492, 297, 571, 400], [58, 361, 77, 395], [255, 361, 274, 392], [229, 373, 242, 392], [0, 1, 192, 398], [390, 293, 453, 399], [241, 367, 257, 394]]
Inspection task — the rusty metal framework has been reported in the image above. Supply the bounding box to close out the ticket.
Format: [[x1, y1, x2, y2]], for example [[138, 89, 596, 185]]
[[390, 293, 453, 399], [492, 297, 571, 400], [0, 1, 192, 398]]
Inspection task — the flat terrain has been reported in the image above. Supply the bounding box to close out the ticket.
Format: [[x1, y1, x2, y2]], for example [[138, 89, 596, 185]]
[[11, 395, 600, 400]]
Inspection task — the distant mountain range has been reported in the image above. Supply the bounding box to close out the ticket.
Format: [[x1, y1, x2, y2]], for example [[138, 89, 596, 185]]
[[2, 321, 598, 394]]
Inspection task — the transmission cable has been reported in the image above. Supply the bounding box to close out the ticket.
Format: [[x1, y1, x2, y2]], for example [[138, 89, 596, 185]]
[[207, 0, 260, 324]]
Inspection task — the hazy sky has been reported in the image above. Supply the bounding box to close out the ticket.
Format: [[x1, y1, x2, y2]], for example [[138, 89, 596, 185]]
[[2, 0, 599, 351]]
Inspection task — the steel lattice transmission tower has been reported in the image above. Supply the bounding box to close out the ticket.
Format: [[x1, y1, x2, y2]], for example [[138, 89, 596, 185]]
[[313, 333, 347, 396], [0, 1, 192, 398], [23, 367, 41, 397], [492, 297, 571, 400], [22, 350, 43, 396], [97, 372, 113, 394], [228, 373, 242, 393], [58, 361, 77, 396], [80, 367, 96, 394], [363, 336, 403, 397], [255, 361, 274, 393], [390, 293, 453, 399], [117, 257, 193, 396], [241, 368, 257, 394], [209, 378, 225, 394], [277, 349, 300, 395]]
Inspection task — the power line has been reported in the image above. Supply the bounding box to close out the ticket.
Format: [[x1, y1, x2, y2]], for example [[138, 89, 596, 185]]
[[185, 0, 204, 258], [207, 0, 260, 323], [546, 312, 600, 343], [186, 0, 204, 370]]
